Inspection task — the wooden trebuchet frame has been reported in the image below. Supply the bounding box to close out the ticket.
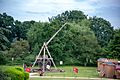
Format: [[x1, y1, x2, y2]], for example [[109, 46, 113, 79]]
[[32, 23, 67, 72]]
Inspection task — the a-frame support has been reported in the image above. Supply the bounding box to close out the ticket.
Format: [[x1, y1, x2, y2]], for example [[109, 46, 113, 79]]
[[32, 42, 57, 72]]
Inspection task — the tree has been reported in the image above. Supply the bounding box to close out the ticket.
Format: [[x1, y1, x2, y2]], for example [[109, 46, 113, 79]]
[[0, 51, 7, 65], [61, 20, 101, 66], [11, 20, 35, 41], [22, 20, 35, 39], [27, 22, 49, 54], [6, 40, 30, 63], [49, 10, 87, 26], [12, 20, 25, 40], [0, 13, 14, 50], [89, 16, 113, 47], [106, 29, 120, 59], [0, 27, 10, 50]]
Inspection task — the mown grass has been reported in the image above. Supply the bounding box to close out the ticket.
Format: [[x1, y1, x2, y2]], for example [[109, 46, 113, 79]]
[[45, 66, 98, 77], [30, 66, 100, 80]]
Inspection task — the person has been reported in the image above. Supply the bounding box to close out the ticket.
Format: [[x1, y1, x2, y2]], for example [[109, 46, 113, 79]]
[[30, 63, 32, 67], [23, 63, 27, 71], [39, 69, 44, 76]]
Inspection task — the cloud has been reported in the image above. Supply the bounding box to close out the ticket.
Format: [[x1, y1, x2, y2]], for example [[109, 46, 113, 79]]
[[25, 11, 54, 15], [0, 0, 98, 17], [0, 0, 120, 28], [21, 0, 98, 17]]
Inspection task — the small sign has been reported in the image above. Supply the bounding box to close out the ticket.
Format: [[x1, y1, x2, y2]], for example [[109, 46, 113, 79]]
[[25, 68, 31, 72], [60, 61, 63, 65], [12, 57, 14, 61], [73, 67, 78, 73], [46, 65, 50, 69], [118, 61, 120, 63]]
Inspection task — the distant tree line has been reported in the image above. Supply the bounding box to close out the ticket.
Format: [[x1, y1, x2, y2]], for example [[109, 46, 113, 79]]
[[0, 10, 120, 66]]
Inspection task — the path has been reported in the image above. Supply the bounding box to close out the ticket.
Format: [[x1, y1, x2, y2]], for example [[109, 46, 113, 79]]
[[30, 73, 117, 80], [30, 76, 116, 80]]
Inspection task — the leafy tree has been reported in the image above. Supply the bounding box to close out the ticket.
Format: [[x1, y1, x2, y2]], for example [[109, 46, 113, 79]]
[[89, 16, 113, 47], [12, 20, 26, 40], [0, 51, 7, 65], [22, 20, 35, 30], [49, 10, 87, 26], [0, 27, 10, 50], [59, 20, 101, 66], [106, 29, 120, 59], [10, 20, 35, 41], [0, 13, 14, 50], [27, 22, 50, 53], [6, 40, 30, 63], [22, 20, 35, 39]]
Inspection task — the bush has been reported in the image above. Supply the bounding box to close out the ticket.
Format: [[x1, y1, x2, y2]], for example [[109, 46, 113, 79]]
[[15, 66, 24, 72], [5, 66, 25, 80], [0, 69, 10, 80], [0, 66, 29, 80], [24, 72, 29, 80]]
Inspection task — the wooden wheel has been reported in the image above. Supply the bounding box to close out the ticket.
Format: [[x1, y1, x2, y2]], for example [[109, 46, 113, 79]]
[[37, 58, 51, 70]]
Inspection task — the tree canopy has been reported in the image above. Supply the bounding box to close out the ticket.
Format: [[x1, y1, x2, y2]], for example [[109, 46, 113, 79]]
[[27, 19, 101, 66], [106, 29, 120, 59], [0, 10, 119, 66], [89, 17, 113, 47]]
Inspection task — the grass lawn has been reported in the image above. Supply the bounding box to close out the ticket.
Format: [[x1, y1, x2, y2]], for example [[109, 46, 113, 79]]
[[45, 66, 98, 77], [30, 66, 101, 80]]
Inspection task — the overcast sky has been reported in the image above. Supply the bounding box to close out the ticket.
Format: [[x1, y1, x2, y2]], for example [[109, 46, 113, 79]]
[[0, 0, 120, 28]]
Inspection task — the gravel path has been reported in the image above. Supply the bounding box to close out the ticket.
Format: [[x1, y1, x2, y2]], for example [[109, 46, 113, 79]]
[[30, 73, 116, 80], [30, 76, 116, 80]]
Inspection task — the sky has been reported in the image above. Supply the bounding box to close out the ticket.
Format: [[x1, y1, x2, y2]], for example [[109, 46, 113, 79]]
[[0, 0, 120, 29]]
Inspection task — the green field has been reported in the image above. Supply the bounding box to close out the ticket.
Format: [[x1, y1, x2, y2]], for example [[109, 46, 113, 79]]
[[45, 66, 98, 77], [30, 66, 101, 80]]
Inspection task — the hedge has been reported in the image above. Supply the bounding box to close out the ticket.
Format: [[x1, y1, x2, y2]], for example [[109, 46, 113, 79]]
[[0, 66, 29, 80]]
